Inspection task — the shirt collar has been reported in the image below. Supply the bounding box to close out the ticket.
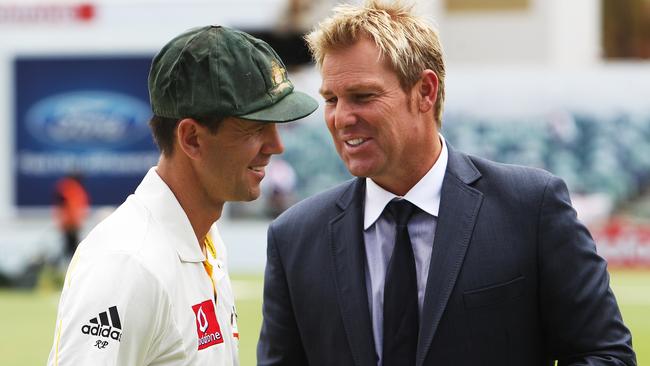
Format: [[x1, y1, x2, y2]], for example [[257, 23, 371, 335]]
[[134, 167, 205, 263], [364, 135, 448, 229]]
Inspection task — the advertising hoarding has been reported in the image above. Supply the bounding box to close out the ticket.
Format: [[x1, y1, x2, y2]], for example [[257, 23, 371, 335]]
[[14, 56, 158, 206]]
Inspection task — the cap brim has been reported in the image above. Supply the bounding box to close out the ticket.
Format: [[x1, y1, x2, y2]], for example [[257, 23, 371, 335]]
[[237, 91, 319, 123]]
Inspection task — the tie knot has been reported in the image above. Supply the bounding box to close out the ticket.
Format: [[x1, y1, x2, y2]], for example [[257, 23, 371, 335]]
[[386, 200, 417, 227]]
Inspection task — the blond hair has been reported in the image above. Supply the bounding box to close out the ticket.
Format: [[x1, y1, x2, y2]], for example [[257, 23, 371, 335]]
[[305, 0, 446, 126]]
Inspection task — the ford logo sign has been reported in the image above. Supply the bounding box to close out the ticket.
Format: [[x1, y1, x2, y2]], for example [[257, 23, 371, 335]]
[[25, 91, 152, 148]]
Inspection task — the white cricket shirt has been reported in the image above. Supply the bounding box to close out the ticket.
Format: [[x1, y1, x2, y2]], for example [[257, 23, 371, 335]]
[[48, 167, 239, 366]]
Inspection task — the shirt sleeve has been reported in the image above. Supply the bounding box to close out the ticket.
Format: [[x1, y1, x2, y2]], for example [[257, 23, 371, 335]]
[[47, 250, 183, 366]]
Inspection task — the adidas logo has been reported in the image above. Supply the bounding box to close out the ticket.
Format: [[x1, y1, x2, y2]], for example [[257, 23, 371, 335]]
[[81, 305, 122, 342]]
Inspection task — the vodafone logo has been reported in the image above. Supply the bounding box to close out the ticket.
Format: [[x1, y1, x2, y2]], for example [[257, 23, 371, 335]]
[[197, 306, 209, 333], [191, 300, 223, 350]]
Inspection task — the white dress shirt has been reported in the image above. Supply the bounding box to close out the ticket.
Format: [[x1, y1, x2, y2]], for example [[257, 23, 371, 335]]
[[363, 136, 448, 365]]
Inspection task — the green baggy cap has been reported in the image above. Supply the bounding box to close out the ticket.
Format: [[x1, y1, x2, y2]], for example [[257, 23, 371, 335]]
[[148, 25, 318, 122]]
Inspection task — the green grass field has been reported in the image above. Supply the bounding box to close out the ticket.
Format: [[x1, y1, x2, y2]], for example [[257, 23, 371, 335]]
[[0, 270, 648, 366]]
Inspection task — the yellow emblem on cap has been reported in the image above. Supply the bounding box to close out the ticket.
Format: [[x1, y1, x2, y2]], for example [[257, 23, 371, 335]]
[[271, 60, 287, 85], [270, 60, 292, 95]]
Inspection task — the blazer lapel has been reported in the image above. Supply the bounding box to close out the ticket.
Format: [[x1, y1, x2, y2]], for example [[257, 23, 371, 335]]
[[416, 147, 484, 366], [329, 178, 377, 366]]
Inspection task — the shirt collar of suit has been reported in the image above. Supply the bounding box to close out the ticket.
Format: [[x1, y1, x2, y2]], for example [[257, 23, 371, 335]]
[[363, 134, 448, 230]]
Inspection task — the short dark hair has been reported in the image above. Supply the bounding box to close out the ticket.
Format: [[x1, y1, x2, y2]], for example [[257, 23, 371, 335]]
[[149, 115, 223, 157]]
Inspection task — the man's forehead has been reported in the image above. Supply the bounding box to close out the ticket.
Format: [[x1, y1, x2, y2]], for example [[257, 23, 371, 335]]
[[223, 116, 271, 129], [318, 45, 395, 96]]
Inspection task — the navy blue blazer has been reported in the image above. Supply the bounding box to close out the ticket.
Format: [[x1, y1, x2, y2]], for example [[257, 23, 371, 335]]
[[257, 145, 635, 366]]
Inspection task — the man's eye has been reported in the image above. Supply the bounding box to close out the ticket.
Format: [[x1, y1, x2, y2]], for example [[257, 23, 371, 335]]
[[324, 97, 337, 104], [356, 94, 374, 101], [247, 125, 265, 134]]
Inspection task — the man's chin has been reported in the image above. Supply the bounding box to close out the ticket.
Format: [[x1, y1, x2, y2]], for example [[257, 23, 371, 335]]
[[245, 189, 261, 202], [345, 164, 375, 178], [228, 188, 260, 203]]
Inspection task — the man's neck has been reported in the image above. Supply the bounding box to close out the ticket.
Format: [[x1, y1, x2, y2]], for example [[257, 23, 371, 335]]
[[374, 134, 443, 196], [156, 156, 223, 244]]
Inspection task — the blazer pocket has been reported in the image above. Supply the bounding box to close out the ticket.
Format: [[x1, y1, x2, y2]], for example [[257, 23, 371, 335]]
[[463, 275, 525, 309]]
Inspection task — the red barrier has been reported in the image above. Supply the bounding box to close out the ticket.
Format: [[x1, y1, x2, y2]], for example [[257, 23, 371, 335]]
[[592, 218, 650, 267]]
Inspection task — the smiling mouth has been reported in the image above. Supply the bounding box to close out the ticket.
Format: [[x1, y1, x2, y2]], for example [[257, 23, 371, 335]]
[[345, 138, 367, 147], [248, 166, 265, 172]]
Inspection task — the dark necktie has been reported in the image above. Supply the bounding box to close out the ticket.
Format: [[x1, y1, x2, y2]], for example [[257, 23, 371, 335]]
[[383, 200, 419, 366]]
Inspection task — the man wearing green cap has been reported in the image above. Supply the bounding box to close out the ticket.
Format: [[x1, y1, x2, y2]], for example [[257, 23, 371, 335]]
[[48, 26, 317, 366]]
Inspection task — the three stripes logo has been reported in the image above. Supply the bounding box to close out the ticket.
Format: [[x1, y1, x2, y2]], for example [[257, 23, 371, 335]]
[[81, 306, 122, 342]]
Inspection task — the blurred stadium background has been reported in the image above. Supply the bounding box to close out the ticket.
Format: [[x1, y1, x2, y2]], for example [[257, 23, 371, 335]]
[[1, 0, 649, 365]]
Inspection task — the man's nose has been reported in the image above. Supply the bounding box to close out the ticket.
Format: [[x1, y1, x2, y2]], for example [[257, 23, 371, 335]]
[[333, 100, 356, 130], [262, 124, 284, 155]]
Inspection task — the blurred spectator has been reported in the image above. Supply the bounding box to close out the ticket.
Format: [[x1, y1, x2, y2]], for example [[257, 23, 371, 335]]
[[53, 173, 89, 260], [262, 157, 297, 218]]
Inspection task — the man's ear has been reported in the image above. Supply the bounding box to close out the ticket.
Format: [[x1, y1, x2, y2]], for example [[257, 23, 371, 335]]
[[176, 118, 202, 159], [417, 69, 438, 113]]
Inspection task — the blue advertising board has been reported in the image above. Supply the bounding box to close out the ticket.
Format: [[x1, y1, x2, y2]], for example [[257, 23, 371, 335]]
[[14, 56, 159, 206]]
